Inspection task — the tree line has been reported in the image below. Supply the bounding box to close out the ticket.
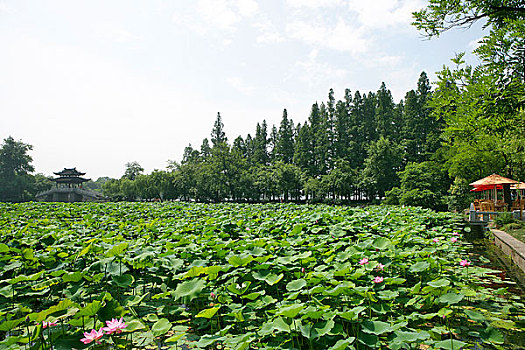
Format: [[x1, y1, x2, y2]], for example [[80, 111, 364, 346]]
[[101, 73, 447, 206]]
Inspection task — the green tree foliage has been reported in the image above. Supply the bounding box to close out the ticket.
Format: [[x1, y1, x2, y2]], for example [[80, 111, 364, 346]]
[[375, 82, 401, 143], [123, 161, 144, 180], [430, 52, 524, 180], [361, 136, 404, 199], [385, 162, 449, 210], [253, 121, 269, 165], [412, 0, 525, 203], [211, 112, 227, 147], [412, 0, 525, 37], [0, 136, 37, 202], [275, 109, 295, 164]]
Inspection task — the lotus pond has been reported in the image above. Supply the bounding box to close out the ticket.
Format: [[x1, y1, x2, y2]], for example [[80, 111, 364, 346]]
[[0, 202, 524, 350]]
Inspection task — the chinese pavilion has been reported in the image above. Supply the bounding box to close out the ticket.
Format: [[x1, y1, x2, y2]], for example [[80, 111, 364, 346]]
[[36, 168, 106, 202], [52, 168, 90, 188]]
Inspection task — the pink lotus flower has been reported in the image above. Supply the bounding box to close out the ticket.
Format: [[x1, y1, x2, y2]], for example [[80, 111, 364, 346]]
[[450, 237, 458, 243], [210, 292, 216, 299], [80, 328, 105, 344], [102, 318, 127, 335], [42, 321, 57, 328], [432, 238, 439, 243], [376, 263, 385, 271], [452, 232, 459, 236], [373, 276, 384, 284], [460, 259, 471, 267], [301, 267, 305, 273], [432, 228, 437, 231], [359, 258, 369, 265]]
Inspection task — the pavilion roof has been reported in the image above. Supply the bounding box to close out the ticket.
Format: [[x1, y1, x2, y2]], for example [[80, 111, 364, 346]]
[[53, 167, 86, 177], [469, 174, 518, 187]]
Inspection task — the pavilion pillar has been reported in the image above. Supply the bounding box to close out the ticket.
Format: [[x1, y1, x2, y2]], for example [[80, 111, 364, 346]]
[[503, 184, 511, 211]]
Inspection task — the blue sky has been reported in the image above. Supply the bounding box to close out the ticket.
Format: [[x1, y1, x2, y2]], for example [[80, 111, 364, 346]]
[[0, 0, 485, 179]]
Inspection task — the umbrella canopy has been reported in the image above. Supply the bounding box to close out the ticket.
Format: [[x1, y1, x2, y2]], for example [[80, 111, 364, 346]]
[[470, 184, 503, 192], [469, 174, 518, 187]]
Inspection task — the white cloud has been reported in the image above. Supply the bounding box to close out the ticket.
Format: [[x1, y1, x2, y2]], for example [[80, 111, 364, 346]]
[[348, 0, 425, 30], [286, 0, 344, 8], [93, 24, 143, 44], [286, 17, 368, 54], [365, 54, 404, 68], [293, 49, 350, 88], [172, 0, 258, 35], [236, 0, 259, 17], [227, 76, 255, 95], [254, 18, 285, 44], [197, 0, 240, 31], [108, 29, 143, 43], [0, 1, 12, 14]]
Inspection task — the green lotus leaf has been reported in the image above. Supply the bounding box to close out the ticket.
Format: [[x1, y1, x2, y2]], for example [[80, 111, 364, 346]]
[[205, 265, 223, 280], [152, 318, 172, 337], [272, 317, 291, 333], [112, 274, 134, 288], [340, 306, 366, 321], [434, 339, 468, 350], [196, 306, 220, 319], [242, 291, 264, 300], [174, 278, 206, 300], [9, 271, 45, 284], [105, 242, 129, 257], [98, 293, 125, 320], [312, 319, 335, 338], [327, 337, 355, 350], [358, 331, 379, 347], [394, 330, 421, 342], [227, 281, 251, 295], [0, 317, 24, 331], [361, 320, 392, 335], [323, 281, 355, 296], [277, 303, 305, 318], [438, 292, 464, 305], [409, 261, 430, 273], [372, 237, 392, 250], [184, 266, 207, 278], [165, 333, 186, 343], [378, 290, 399, 300], [299, 322, 314, 339], [286, 278, 307, 292], [228, 254, 254, 267], [195, 335, 223, 348], [427, 278, 450, 288], [252, 271, 284, 285], [464, 309, 485, 323], [0, 243, 9, 253], [480, 326, 504, 344], [35, 299, 78, 322], [75, 300, 102, 317]]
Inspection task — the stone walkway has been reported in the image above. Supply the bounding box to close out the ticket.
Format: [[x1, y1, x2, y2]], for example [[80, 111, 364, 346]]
[[491, 229, 525, 273]]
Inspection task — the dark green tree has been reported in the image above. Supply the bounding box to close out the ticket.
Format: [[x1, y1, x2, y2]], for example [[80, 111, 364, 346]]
[[361, 136, 404, 199], [200, 138, 212, 159], [123, 161, 144, 180], [275, 109, 294, 163], [253, 121, 269, 165], [0, 136, 35, 202], [211, 112, 228, 147]]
